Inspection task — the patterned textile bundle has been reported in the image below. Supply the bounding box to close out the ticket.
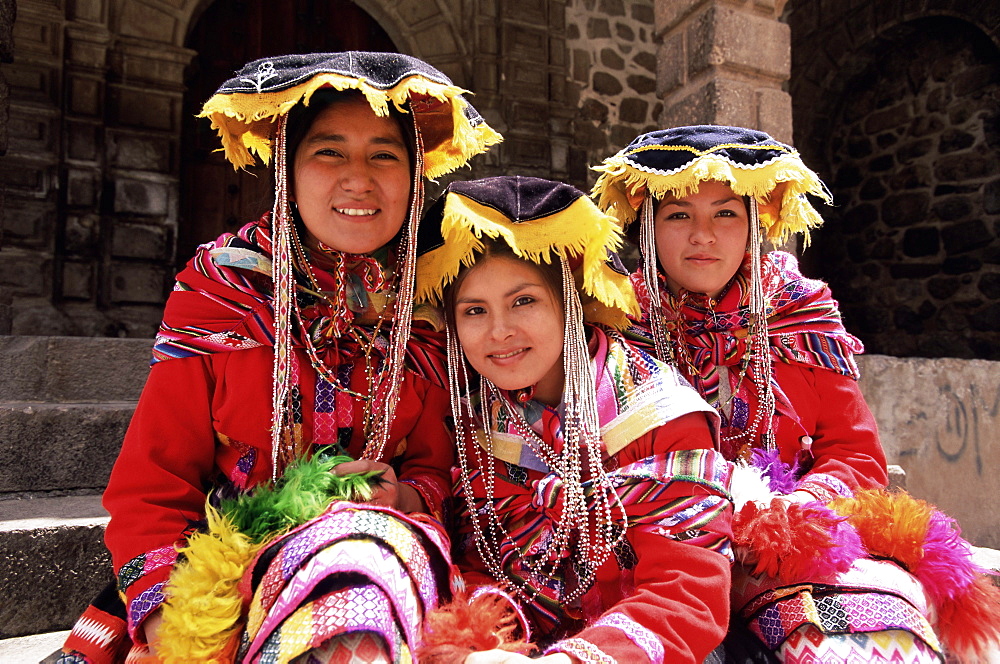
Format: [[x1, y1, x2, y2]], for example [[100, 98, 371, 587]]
[[729, 451, 1000, 662], [154, 451, 452, 664]]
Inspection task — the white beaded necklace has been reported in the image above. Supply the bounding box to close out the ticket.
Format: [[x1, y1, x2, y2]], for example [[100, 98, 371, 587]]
[[448, 257, 626, 604]]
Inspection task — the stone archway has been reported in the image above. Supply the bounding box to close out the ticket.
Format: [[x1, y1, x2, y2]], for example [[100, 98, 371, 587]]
[[175, 0, 398, 261], [1, 0, 571, 336], [788, 2, 1000, 360]]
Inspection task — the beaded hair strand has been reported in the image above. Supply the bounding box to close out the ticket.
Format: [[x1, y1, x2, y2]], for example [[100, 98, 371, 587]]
[[638, 196, 673, 365], [270, 113, 297, 478], [742, 196, 777, 452], [360, 124, 426, 461]]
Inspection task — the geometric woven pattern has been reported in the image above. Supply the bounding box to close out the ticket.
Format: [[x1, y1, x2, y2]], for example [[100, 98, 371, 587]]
[[777, 624, 942, 664]]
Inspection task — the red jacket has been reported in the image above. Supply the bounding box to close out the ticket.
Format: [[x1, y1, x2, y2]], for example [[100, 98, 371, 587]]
[[102, 345, 453, 637]]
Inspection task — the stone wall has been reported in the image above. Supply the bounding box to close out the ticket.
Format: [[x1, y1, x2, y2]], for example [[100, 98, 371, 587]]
[[0, 0, 577, 338], [565, 0, 659, 188], [654, 0, 792, 143], [0, 0, 13, 333], [1, 0, 190, 338], [858, 354, 1000, 549], [789, 2, 1000, 360]]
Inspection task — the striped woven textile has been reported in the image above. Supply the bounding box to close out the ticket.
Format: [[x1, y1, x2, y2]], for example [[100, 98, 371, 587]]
[[151, 215, 447, 385]]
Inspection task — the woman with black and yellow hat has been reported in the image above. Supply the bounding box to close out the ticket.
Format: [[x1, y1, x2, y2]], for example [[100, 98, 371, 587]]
[[593, 126, 1000, 663], [415, 176, 734, 664], [60, 52, 500, 663]]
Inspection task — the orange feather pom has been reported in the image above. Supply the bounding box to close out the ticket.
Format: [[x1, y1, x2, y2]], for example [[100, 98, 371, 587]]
[[830, 489, 932, 570], [418, 590, 535, 664]]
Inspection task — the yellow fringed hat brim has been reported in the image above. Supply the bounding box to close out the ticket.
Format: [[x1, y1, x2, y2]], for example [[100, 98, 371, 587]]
[[416, 181, 639, 328], [591, 127, 832, 246], [199, 58, 501, 179]]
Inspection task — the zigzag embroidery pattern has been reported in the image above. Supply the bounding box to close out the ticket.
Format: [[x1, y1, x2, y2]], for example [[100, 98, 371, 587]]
[[70, 615, 117, 649]]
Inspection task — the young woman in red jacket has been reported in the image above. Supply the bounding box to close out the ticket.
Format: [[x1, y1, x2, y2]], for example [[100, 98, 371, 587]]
[[592, 126, 1000, 663], [415, 176, 734, 664], [60, 52, 500, 664]]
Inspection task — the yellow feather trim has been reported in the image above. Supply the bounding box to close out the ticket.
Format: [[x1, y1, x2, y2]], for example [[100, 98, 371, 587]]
[[198, 72, 501, 178], [415, 193, 639, 328], [591, 152, 831, 246], [157, 505, 263, 664]]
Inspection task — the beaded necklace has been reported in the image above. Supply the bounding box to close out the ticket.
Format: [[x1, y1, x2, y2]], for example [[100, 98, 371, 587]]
[[448, 257, 626, 605]]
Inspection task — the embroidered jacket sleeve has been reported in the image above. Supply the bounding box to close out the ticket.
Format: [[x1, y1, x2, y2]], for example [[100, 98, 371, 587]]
[[545, 413, 733, 664], [104, 346, 452, 641], [772, 362, 887, 495]]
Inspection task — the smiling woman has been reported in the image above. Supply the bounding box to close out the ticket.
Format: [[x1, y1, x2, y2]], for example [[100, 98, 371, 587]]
[[59, 52, 501, 664], [289, 93, 413, 254], [451, 249, 566, 405], [593, 125, 1000, 664], [653, 180, 750, 300], [414, 176, 734, 664]]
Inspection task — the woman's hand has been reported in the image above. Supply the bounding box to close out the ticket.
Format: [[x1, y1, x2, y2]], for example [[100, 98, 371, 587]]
[[465, 650, 572, 664], [333, 459, 425, 513], [139, 608, 164, 652]]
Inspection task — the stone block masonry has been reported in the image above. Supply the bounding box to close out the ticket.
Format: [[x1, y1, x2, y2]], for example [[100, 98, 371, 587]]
[[789, 1, 1000, 361], [858, 354, 1000, 550], [565, 0, 662, 187], [653, 0, 792, 144]]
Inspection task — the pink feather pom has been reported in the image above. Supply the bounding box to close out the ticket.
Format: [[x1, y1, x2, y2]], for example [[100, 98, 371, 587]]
[[733, 498, 864, 582]]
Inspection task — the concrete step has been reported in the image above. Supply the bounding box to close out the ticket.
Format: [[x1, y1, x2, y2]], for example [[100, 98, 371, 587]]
[[0, 495, 113, 639], [0, 402, 135, 494], [0, 630, 67, 663], [0, 335, 151, 403]]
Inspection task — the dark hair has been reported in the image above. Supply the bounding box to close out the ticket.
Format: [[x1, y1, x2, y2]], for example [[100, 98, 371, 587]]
[[443, 238, 565, 328]]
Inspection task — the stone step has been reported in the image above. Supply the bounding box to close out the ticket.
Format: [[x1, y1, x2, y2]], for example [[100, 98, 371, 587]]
[[0, 495, 112, 640], [0, 630, 68, 663], [0, 335, 151, 403], [0, 402, 135, 495]]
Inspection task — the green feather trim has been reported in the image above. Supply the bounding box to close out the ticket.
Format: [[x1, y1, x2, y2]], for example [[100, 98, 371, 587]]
[[219, 449, 382, 543]]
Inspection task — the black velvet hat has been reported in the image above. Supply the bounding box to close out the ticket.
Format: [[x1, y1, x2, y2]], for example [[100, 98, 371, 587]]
[[415, 175, 638, 328], [591, 125, 831, 245], [199, 51, 501, 178]]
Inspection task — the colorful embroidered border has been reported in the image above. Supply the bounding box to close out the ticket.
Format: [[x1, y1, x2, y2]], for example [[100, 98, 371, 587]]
[[546, 637, 617, 664], [593, 612, 664, 664]]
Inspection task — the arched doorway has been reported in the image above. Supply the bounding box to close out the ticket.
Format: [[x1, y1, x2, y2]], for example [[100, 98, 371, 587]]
[[178, 0, 397, 266]]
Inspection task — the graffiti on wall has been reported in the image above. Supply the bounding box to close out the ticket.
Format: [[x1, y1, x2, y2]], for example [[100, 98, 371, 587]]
[[933, 382, 1000, 475]]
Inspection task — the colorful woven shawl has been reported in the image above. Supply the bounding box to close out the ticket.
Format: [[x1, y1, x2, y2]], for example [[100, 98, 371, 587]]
[[477, 327, 718, 471], [630, 251, 862, 449], [152, 214, 445, 382]]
